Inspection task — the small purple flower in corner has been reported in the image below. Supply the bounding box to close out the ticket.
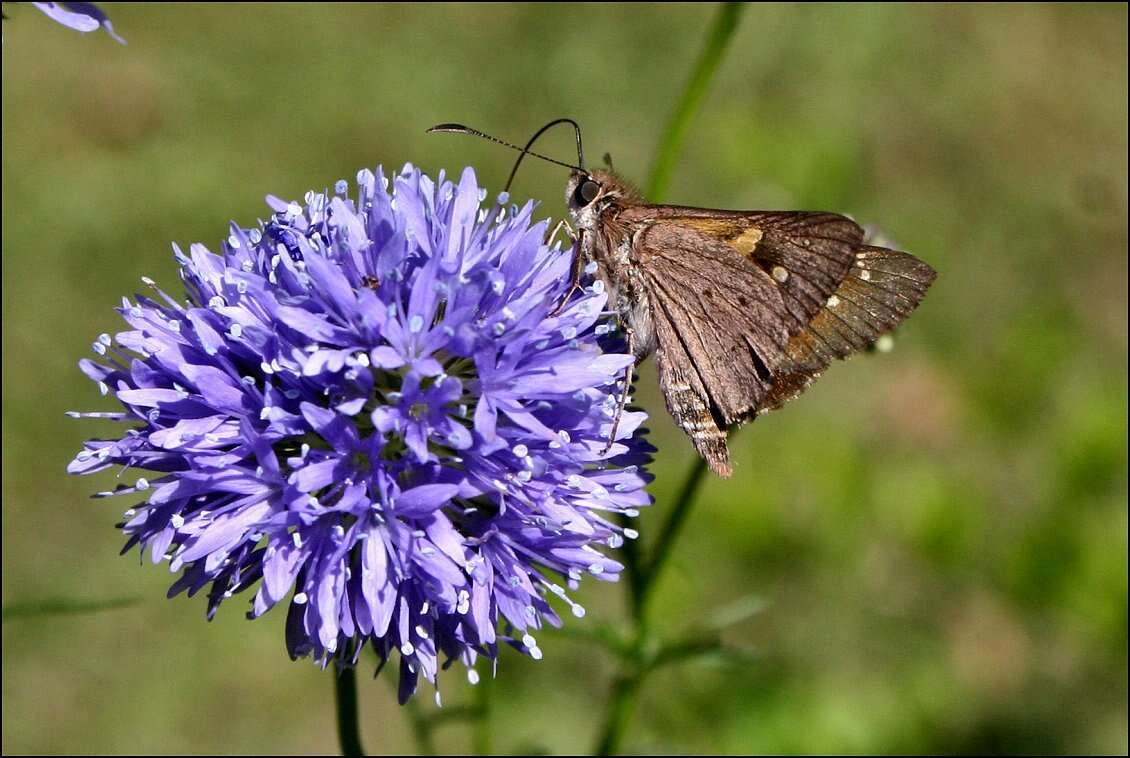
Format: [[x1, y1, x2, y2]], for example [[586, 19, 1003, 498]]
[[34, 2, 125, 44]]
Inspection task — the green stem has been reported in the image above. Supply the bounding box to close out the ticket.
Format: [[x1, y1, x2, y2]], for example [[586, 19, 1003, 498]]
[[471, 671, 494, 755], [638, 457, 710, 615], [644, 2, 748, 201], [334, 664, 366, 757], [595, 671, 645, 756], [618, 510, 646, 619]]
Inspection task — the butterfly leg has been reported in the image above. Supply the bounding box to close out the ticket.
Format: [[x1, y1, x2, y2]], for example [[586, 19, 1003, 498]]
[[549, 227, 586, 318], [601, 324, 635, 455], [546, 217, 576, 247]]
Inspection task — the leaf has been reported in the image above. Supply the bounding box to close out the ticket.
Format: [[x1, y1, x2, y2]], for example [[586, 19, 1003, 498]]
[[428, 705, 483, 725], [2, 595, 141, 621], [701, 592, 768, 632], [649, 636, 761, 672], [550, 622, 634, 661]]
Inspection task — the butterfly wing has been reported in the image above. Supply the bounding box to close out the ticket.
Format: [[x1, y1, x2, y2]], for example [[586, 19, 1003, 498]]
[[761, 243, 937, 409], [651, 315, 734, 476], [630, 210, 936, 475], [621, 206, 864, 328]]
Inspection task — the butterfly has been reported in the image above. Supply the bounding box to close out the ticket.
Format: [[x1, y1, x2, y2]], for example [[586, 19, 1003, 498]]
[[430, 120, 937, 477]]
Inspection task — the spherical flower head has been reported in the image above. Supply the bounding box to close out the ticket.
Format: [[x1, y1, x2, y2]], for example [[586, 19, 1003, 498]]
[[33, 2, 125, 44], [69, 164, 653, 703]]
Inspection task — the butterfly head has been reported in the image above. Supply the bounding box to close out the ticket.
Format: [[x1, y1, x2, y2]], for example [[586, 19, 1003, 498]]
[[566, 169, 639, 228]]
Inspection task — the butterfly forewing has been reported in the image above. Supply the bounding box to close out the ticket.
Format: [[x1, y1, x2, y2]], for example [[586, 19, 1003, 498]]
[[621, 208, 864, 330], [651, 304, 734, 477]]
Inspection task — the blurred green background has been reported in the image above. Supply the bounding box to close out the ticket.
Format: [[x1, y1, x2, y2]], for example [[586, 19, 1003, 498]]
[[3, 3, 1126, 754]]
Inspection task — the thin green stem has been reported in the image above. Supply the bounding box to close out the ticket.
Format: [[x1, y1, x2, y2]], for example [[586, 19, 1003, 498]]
[[595, 671, 645, 756], [644, 2, 748, 201], [618, 510, 646, 619], [334, 664, 365, 757], [471, 671, 494, 755], [638, 457, 710, 615]]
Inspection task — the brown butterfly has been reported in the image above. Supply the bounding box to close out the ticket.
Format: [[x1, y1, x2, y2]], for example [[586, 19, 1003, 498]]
[[430, 120, 937, 477]]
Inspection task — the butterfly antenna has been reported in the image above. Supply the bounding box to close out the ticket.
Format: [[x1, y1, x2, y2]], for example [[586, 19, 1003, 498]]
[[427, 119, 585, 193]]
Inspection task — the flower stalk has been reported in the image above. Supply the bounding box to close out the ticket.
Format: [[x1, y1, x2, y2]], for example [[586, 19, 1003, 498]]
[[334, 663, 365, 757]]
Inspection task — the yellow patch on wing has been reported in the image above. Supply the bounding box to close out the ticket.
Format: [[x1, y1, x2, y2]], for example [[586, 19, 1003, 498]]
[[730, 226, 764, 255], [667, 218, 764, 257]]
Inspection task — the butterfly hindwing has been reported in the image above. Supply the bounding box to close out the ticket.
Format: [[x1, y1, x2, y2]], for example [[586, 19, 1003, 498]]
[[761, 244, 937, 409]]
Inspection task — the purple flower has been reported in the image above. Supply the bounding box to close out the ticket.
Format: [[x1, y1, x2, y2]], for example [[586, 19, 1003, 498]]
[[69, 164, 653, 702], [33, 2, 125, 44]]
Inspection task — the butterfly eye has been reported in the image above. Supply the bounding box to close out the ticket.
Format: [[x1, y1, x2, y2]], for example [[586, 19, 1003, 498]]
[[574, 179, 600, 206]]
